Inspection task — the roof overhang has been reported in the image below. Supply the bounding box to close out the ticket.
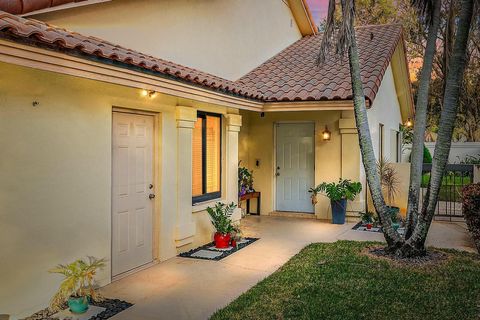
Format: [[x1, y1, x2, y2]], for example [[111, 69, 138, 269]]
[[287, 0, 317, 36]]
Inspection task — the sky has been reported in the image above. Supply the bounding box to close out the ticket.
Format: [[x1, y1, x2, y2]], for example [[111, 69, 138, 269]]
[[305, 0, 328, 26]]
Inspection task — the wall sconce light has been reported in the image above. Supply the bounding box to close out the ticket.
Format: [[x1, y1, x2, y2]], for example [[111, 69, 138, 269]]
[[141, 89, 157, 98], [405, 117, 413, 128], [322, 125, 331, 141]]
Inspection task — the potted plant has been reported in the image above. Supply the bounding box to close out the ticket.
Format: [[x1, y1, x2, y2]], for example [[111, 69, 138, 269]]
[[230, 225, 242, 248], [377, 158, 401, 221], [49, 257, 106, 314], [238, 161, 254, 197], [309, 179, 362, 224], [360, 211, 375, 229], [207, 202, 237, 248]]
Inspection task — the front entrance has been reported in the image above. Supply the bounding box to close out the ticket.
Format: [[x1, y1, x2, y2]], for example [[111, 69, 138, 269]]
[[275, 123, 315, 213], [112, 112, 154, 276]]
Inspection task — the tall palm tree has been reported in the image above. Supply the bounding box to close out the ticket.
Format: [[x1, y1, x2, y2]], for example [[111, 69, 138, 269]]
[[405, 0, 441, 239], [318, 0, 475, 257]]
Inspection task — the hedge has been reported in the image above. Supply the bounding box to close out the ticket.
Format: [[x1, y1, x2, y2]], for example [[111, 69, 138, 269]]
[[463, 183, 480, 254]]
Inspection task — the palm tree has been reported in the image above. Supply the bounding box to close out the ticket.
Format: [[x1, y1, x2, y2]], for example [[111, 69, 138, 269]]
[[405, 0, 441, 239], [318, 0, 475, 256]]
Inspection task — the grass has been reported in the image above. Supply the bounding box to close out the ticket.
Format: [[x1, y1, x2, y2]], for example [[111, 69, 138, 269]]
[[211, 241, 480, 320], [421, 173, 472, 202]]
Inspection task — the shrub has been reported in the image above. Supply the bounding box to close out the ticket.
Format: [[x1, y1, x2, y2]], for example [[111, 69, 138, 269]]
[[463, 183, 480, 254], [423, 146, 433, 164]]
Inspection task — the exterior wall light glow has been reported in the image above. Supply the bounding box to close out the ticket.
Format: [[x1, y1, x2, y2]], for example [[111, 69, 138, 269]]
[[405, 117, 413, 128], [141, 89, 157, 98], [322, 125, 331, 141]]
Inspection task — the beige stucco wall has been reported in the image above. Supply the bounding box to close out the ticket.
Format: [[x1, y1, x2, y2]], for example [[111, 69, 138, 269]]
[[0, 61, 238, 318], [239, 110, 364, 220], [33, 0, 302, 81]]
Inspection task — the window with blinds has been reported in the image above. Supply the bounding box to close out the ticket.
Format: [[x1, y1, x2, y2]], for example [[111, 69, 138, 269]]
[[192, 112, 221, 203]]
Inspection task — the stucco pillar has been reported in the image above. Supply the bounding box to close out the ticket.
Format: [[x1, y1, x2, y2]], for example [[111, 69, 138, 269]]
[[226, 114, 242, 222], [175, 106, 197, 247], [339, 117, 364, 213]]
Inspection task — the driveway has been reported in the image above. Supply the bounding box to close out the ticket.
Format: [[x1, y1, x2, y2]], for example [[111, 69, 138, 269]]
[[103, 215, 475, 320]]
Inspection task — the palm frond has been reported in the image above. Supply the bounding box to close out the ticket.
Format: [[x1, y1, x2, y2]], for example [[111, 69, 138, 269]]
[[411, 0, 435, 26]]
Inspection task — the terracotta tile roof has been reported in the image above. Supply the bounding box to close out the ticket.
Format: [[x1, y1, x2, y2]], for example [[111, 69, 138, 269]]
[[0, 10, 404, 105], [0, 0, 85, 15], [237, 24, 404, 103], [0, 11, 264, 100]]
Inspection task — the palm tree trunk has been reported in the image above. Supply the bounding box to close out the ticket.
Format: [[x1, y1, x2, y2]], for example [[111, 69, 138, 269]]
[[405, 1, 441, 240], [346, 25, 403, 249], [398, 0, 475, 257]]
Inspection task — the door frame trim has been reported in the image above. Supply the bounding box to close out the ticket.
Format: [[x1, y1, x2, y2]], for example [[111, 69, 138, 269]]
[[273, 121, 316, 213], [111, 107, 161, 280]]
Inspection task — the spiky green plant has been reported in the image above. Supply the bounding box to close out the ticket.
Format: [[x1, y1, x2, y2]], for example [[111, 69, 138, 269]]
[[49, 256, 106, 311], [206, 202, 237, 235]]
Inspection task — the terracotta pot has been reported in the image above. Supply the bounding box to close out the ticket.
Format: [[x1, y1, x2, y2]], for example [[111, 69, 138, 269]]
[[366, 223, 373, 230], [214, 232, 231, 248]]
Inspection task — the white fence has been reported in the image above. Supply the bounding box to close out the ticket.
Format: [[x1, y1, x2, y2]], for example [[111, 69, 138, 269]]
[[403, 142, 480, 163]]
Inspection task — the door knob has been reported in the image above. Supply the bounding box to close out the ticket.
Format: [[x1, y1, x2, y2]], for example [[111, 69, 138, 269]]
[[149, 184, 154, 189], [275, 166, 280, 176], [149, 194, 156, 199]]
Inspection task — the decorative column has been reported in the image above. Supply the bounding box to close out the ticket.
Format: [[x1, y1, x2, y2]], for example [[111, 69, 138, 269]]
[[225, 114, 242, 222], [339, 116, 364, 213], [175, 106, 197, 248]]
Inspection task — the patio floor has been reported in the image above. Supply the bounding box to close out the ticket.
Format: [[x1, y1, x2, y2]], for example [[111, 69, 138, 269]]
[[103, 215, 476, 320]]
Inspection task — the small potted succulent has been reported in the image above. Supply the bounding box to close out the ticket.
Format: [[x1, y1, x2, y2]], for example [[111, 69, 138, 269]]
[[309, 179, 362, 224], [49, 257, 106, 314], [230, 225, 242, 248], [207, 202, 237, 248]]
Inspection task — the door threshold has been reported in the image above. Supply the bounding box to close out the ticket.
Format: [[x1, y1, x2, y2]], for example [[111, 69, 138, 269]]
[[112, 260, 158, 282], [269, 211, 316, 219]]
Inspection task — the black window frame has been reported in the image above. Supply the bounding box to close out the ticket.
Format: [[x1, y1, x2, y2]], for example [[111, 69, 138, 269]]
[[192, 111, 222, 204]]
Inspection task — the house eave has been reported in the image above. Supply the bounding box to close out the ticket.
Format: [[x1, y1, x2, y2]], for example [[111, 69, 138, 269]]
[[20, 0, 112, 17], [0, 39, 264, 111], [287, 0, 317, 36]]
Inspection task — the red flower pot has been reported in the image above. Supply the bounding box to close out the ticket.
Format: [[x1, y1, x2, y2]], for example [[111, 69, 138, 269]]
[[214, 232, 231, 248], [366, 223, 373, 230], [231, 239, 237, 247]]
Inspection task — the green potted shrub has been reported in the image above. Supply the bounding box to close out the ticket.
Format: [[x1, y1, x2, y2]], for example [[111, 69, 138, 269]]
[[49, 257, 106, 314], [378, 158, 401, 225], [359, 211, 375, 229], [207, 202, 237, 248], [238, 161, 254, 197], [309, 179, 362, 224]]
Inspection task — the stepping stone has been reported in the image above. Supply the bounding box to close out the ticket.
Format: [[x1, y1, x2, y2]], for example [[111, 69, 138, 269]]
[[208, 246, 233, 251], [191, 250, 223, 259], [51, 305, 106, 320]]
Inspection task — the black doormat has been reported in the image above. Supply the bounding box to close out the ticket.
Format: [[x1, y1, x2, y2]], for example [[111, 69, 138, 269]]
[[23, 298, 133, 320], [179, 237, 259, 261]]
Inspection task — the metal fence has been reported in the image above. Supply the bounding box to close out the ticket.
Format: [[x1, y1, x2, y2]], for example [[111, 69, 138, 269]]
[[421, 164, 474, 221]]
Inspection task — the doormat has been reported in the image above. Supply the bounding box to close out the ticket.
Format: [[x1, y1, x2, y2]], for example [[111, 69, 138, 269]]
[[352, 222, 405, 235], [179, 237, 259, 261], [23, 298, 133, 320]]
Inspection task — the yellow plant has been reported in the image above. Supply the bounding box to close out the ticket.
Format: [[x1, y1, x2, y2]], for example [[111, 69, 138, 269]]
[[49, 256, 106, 311]]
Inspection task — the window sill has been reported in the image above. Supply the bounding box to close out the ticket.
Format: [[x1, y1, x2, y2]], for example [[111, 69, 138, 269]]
[[192, 198, 225, 213]]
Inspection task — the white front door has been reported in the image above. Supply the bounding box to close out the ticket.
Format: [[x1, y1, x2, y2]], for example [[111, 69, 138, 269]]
[[112, 112, 154, 276], [275, 123, 315, 213]]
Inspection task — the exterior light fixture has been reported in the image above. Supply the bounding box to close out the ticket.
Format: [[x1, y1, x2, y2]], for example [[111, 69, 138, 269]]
[[141, 89, 157, 98], [322, 125, 331, 141], [405, 117, 413, 128]]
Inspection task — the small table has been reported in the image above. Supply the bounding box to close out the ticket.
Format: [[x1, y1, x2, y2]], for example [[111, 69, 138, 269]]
[[239, 192, 261, 215]]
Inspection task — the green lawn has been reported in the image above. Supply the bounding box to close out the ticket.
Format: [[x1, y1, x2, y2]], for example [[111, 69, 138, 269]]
[[211, 241, 480, 320]]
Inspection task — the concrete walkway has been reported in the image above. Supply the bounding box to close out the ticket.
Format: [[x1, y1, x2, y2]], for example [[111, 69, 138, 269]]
[[103, 216, 476, 320]]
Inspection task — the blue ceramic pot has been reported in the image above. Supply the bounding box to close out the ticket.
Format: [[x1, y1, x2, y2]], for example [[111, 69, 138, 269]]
[[68, 296, 89, 314], [331, 199, 347, 224]]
